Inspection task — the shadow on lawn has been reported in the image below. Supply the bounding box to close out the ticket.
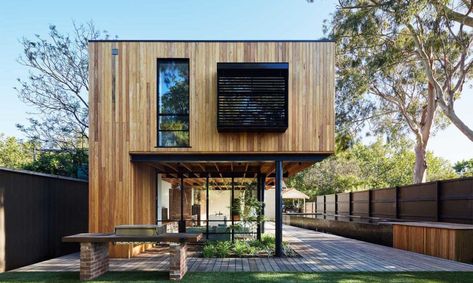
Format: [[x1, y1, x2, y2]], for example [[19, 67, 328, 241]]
[[0, 271, 473, 282]]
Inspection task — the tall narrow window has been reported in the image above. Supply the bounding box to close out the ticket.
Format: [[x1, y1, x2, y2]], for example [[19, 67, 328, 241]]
[[157, 59, 190, 147]]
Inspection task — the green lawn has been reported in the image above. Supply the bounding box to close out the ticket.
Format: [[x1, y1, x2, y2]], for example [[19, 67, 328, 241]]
[[0, 272, 472, 283]]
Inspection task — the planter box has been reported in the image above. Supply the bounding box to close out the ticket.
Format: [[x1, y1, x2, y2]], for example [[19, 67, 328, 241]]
[[391, 222, 473, 263]]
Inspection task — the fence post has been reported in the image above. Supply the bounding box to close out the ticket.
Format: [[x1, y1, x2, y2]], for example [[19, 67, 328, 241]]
[[323, 195, 327, 219], [395, 186, 399, 219], [348, 192, 352, 216], [368, 190, 372, 218], [335, 194, 338, 217], [435, 181, 441, 222]]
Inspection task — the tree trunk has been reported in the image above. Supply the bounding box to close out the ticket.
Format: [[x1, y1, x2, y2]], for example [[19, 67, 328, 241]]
[[414, 141, 427, 183], [438, 101, 473, 142]]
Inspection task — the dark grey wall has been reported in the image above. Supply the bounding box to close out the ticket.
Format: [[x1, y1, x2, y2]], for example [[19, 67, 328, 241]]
[[0, 168, 88, 271]]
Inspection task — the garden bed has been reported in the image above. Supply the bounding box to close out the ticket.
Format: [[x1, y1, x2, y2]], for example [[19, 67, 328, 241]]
[[201, 234, 299, 258]]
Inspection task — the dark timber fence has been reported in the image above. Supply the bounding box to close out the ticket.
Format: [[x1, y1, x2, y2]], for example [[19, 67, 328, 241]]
[[304, 177, 473, 224], [0, 167, 88, 271]]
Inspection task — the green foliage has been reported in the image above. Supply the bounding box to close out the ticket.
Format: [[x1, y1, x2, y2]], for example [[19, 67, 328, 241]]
[[231, 187, 265, 239], [288, 138, 458, 197], [0, 134, 34, 168], [425, 152, 458, 181], [202, 235, 291, 258], [233, 240, 257, 257], [23, 149, 88, 179], [202, 243, 217, 258], [453, 159, 473, 177], [214, 241, 232, 258], [0, 133, 87, 179]]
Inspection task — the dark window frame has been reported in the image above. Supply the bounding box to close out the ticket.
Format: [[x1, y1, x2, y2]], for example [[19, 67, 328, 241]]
[[156, 58, 191, 148]]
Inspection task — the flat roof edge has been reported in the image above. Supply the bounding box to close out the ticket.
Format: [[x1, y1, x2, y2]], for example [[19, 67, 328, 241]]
[[130, 152, 332, 162], [88, 39, 335, 43], [0, 167, 88, 183]]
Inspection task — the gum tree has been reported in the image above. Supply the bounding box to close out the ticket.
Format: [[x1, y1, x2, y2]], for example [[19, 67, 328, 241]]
[[328, 0, 449, 182]]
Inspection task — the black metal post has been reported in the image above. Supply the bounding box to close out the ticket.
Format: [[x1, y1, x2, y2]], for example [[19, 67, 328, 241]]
[[231, 176, 235, 243], [256, 173, 262, 241], [275, 160, 283, 257], [179, 176, 186, 233], [206, 175, 209, 239], [261, 175, 265, 233]]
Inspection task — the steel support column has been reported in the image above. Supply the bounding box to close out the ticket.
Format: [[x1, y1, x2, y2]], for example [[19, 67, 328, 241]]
[[231, 176, 235, 243], [256, 173, 262, 241], [179, 176, 186, 233], [206, 175, 209, 239], [260, 174, 265, 233], [275, 160, 283, 257]]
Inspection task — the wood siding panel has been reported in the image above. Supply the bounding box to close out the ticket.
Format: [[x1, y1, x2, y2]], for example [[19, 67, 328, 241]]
[[89, 41, 335, 154], [393, 224, 473, 263], [88, 41, 334, 257]]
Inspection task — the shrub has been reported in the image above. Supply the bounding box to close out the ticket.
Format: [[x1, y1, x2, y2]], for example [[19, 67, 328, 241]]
[[233, 240, 248, 257], [261, 234, 275, 249], [215, 241, 232, 258], [202, 243, 217, 258], [283, 242, 296, 257], [202, 235, 296, 258]]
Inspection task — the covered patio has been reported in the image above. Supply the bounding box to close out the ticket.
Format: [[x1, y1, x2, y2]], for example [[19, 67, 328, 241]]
[[131, 152, 327, 256], [14, 223, 473, 273]]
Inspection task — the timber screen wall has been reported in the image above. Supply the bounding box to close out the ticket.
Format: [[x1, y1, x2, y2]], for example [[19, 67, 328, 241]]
[[0, 168, 88, 271], [304, 177, 473, 224]]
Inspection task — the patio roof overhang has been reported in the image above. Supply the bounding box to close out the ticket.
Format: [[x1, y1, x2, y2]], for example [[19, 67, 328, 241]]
[[130, 152, 330, 187]]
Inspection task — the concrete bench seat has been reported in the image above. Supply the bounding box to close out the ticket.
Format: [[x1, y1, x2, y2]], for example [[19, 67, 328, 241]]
[[63, 232, 203, 280]]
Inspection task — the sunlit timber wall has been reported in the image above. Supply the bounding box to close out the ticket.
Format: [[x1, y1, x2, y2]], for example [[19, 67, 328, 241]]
[[88, 41, 335, 257]]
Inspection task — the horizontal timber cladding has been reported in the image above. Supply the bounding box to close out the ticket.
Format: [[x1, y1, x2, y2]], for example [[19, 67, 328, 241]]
[[217, 63, 288, 132], [89, 41, 335, 153]]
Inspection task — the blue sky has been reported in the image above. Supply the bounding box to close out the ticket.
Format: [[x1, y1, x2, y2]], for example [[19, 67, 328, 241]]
[[0, 0, 472, 162]]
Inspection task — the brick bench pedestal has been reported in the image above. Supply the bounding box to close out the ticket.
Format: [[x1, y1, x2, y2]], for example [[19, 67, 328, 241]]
[[169, 243, 187, 280], [63, 232, 201, 281], [79, 242, 109, 280]]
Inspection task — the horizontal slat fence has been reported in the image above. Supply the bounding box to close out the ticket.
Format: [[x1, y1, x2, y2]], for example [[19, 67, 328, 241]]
[[306, 177, 473, 224]]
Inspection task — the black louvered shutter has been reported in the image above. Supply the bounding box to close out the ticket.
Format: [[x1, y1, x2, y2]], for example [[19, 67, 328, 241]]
[[217, 63, 288, 132]]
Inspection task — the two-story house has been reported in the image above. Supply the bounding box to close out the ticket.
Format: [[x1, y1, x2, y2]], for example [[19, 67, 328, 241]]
[[88, 40, 335, 258]]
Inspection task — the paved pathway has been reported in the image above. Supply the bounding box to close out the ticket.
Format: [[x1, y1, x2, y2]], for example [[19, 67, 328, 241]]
[[13, 223, 473, 272]]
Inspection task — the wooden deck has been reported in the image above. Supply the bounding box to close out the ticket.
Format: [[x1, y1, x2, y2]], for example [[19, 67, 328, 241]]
[[13, 223, 473, 273]]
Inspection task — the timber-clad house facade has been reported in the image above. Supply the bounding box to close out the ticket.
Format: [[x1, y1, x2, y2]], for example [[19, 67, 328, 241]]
[[88, 40, 335, 258]]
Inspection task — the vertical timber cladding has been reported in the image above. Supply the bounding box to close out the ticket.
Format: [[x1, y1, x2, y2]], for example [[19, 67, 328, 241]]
[[89, 41, 335, 153], [88, 41, 335, 257]]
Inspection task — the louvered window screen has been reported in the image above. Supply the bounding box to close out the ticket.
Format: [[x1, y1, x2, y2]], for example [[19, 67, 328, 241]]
[[217, 63, 289, 132]]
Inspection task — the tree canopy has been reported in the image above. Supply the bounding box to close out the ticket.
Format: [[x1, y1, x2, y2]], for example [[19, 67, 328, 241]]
[[0, 133, 87, 179], [15, 22, 111, 150], [287, 138, 457, 198]]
